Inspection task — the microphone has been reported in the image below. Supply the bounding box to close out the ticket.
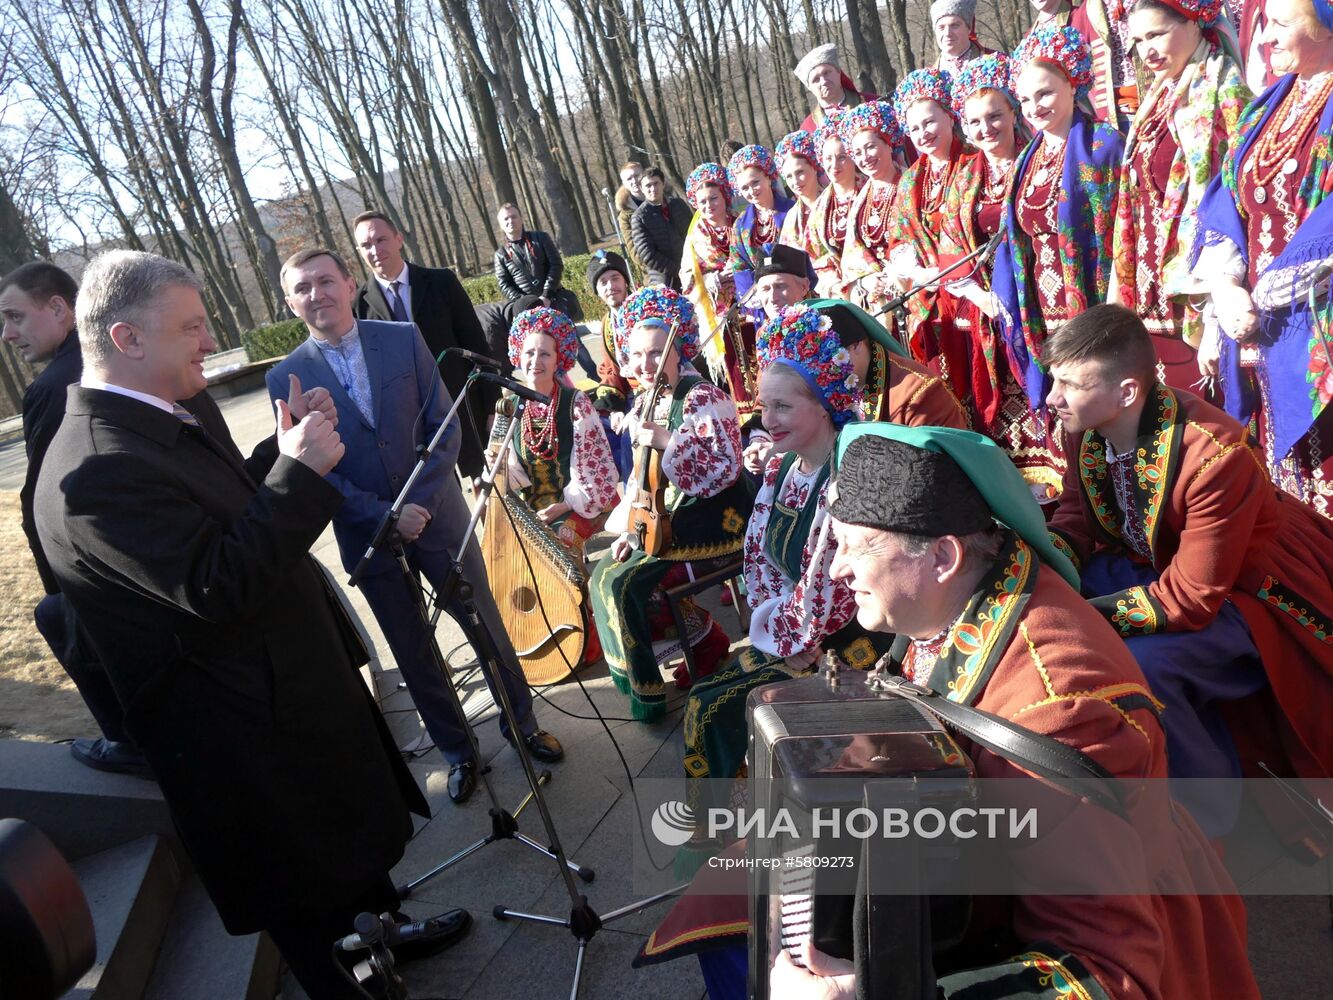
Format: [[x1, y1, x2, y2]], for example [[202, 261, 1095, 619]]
[[446, 347, 500, 369], [601, 186, 611, 197], [336, 912, 455, 952], [477, 370, 552, 405]]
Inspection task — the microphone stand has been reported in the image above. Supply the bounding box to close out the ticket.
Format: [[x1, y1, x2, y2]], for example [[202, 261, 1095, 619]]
[[347, 377, 592, 899], [870, 231, 1003, 342]]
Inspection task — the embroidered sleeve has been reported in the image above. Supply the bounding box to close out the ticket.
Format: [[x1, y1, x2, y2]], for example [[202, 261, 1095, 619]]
[[938, 947, 1113, 1000], [746, 476, 857, 659], [662, 383, 743, 497], [1048, 530, 1082, 571], [1090, 585, 1167, 637], [563, 391, 619, 519], [1046, 455, 1100, 568]]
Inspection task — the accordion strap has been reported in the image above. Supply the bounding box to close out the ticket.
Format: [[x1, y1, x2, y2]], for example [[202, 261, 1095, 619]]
[[871, 675, 1128, 819]]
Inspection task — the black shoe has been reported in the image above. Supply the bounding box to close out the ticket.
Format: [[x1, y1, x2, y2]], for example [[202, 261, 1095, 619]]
[[389, 908, 473, 964], [69, 738, 152, 778], [514, 729, 564, 763], [447, 761, 477, 804]]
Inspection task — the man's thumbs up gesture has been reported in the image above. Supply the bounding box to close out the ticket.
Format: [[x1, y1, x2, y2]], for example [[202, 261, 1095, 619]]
[[276, 373, 345, 475]]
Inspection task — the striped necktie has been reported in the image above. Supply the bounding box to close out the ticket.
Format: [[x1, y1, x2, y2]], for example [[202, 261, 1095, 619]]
[[172, 403, 202, 429]]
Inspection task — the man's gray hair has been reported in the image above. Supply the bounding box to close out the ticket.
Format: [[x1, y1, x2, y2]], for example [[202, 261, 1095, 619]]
[[76, 250, 202, 367]]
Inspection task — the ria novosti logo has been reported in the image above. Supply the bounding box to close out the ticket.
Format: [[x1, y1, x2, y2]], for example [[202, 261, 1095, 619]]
[[650, 801, 695, 847]]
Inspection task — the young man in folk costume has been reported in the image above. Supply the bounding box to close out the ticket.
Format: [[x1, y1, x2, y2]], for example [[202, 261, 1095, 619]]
[[589, 287, 753, 721], [1045, 305, 1333, 835], [794, 42, 873, 133], [931, 0, 998, 75], [586, 250, 637, 478], [642, 422, 1259, 1000]]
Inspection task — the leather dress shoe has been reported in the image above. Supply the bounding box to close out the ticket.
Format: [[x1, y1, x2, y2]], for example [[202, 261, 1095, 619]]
[[447, 761, 477, 804], [69, 738, 152, 778], [390, 907, 473, 964], [513, 729, 564, 763]]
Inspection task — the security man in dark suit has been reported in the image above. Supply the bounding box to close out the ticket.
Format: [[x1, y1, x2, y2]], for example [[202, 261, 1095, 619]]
[[35, 249, 468, 998], [0, 262, 147, 775], [351, 210, 497, 478]]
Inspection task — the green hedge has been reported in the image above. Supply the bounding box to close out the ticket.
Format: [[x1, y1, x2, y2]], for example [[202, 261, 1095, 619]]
[[460, 252, 606, 323], [240, 318, 307, 361]]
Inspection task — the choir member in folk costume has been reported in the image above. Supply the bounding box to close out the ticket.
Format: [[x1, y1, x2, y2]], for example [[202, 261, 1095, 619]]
[[680, 304, 887, 857], [931, 0, 998, 76], [774, 130, 826, 253], [1110, 0, 1250, 398], [502, 308, 619, 561], [1191, 0, 1333, 522], [1044, 306, 1333, 835], [803, 110, 862, 299], [1077, 0, 1145, 129], [992, 25, 1125, 422], [943, 55, 1068, 502], [887, 68, 973, 409], [681, 163, 737, 372], [726, 144, 797, 321], [840, 100, 909, 318], [589, 288, 753, 721], [793, 42, 873, 133]]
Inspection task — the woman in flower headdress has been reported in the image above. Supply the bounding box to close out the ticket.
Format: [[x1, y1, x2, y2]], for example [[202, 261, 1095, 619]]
[[589, 287, 754, 721], [886, 67, 973, 405], [726, 144, 798, 321], [502, 308, 619, 558], [936, 54, 1063, 502], [1110, 0, 1250, 397], [680, 162, 736, 339], [804, 109, 863, 299], [840, 99, 910, 317], [991, 25, 1125, 420], [1189, 0, 1333, 521], [680, 303, 890, 861], [775, 130, 826, 253]]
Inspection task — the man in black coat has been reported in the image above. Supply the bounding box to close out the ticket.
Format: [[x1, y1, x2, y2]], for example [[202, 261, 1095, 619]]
[[491, 203, 581, 320], [629, 167, 692, 289], [35, 249, 466, 999], [351, 210, 497, 478], [1, 262, 146, 775]]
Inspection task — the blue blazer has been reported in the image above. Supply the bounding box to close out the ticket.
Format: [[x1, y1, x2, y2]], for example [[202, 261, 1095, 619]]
[[266, 320, 461, 578]]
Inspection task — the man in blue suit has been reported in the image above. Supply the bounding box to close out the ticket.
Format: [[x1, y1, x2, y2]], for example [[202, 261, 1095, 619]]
[[269, 248, 563, 804]]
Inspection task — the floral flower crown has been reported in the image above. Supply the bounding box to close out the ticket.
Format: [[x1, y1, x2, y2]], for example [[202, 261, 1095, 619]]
[[686, 162, 733, 207], [840, 100, 905, 149], [509, 306, 580, 373], [775, 130, 821, 173], [727, 144, 778, 186], [951, 53, 1020, 117], [813, 108, 852, 156], [893, 68, 956, 124], [617, 286, 700, 367], [1013, 25, 1093, 102], [757, 305, 864, 426]]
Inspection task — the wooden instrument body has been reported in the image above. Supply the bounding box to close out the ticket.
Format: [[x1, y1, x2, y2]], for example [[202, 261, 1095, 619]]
[[625, 320, 682, 558], [481, 420, 587, 685]]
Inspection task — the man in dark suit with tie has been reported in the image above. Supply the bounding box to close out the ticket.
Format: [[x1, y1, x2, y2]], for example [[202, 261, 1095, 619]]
[[351, 210, 496, 479], [35, 250, 467, 999], [1, 262, 147, 775], [269, 247, 564, 807]]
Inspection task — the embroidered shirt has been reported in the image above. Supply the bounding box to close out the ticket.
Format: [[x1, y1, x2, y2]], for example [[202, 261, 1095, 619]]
[[312, 326, 375, 426]]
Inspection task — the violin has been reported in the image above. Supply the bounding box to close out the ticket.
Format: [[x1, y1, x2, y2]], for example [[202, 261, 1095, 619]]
[[626, 320, 682, 557]]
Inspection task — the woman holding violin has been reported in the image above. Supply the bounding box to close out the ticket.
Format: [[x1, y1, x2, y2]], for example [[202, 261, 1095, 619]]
[[589, 288, 754, 722]]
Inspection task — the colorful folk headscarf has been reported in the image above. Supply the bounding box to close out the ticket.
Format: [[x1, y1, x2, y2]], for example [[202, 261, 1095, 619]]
[[727, 144, 778, 186], [1155, 0, 1225, 25], [1013, 24, 1094, 102], [618, 286, 701, 366], [509, 306, 580, 373], [893, 68, 956, 123], [951, 52, 1020, 117], [775, 130, 821, 172], [813, 108, 852, 157], [756, 304, 864, 425], [686, 162, 733, 208], [840, 99, 905, 147]]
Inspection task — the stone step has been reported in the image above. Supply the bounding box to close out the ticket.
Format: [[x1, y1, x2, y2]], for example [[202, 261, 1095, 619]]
[[144, 874, 280, 1000], [64, 835, 183, 1000]]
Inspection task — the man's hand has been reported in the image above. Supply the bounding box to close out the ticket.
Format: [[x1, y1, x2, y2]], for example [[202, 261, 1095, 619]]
[[1212, 281, 1259, 343], [392, 503, 432, 544], [283, 373, 339, 428], [275, 398, 344, 475], [611, 533, 635, 562], [637, 420, 670, 451], [769, 942, 856, 1000]]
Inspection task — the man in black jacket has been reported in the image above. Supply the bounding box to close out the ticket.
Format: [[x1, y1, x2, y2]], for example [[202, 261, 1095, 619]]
[[1, 262, 147, 775], [36, 249, 467, 998], [491, 203, 581, 320], [629, 167, 693, 289], [351, 210, 497, 478]]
